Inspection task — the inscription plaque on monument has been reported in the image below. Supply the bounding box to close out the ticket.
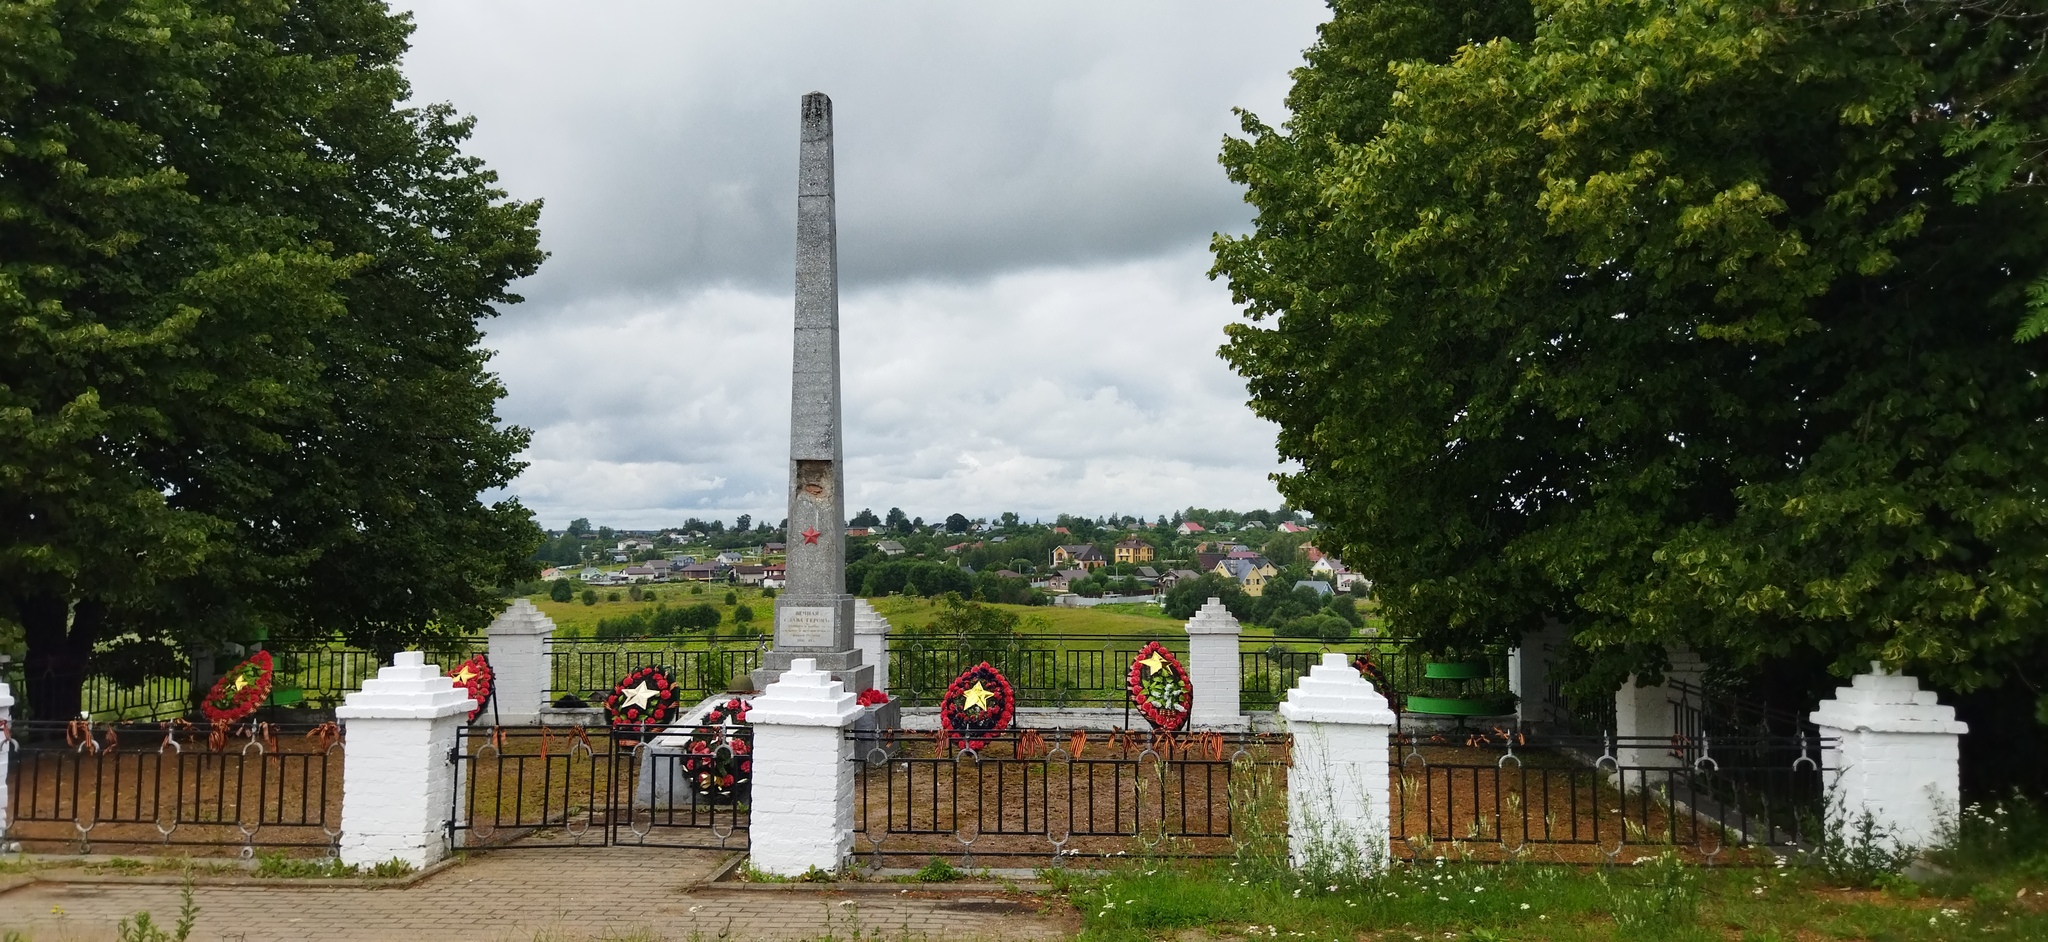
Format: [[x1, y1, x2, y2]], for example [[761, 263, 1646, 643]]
[[778, 606, 834, 648]]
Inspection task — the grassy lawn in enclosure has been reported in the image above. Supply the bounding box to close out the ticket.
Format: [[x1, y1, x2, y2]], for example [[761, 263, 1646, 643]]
[[1053, 854, 2048, 942]]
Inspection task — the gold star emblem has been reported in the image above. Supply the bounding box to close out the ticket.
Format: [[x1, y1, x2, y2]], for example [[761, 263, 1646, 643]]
[[453, 664, 478, 684], [1138, 651, 1167, 675], [231, 673, 249, 691], [619, 680, 660, 711], [961, 681, 995, 711]]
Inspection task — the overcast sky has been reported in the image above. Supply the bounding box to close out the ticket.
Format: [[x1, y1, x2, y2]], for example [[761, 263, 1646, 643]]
[[394, 2, 1329, 530]]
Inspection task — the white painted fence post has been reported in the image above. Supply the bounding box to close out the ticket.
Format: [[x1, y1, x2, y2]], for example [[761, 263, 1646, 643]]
[[1809, 665, 1968, 850], [1279, 652, 1396, 874], [1613, 646, 1704, 769], [486, 599, 555, 724], [0, 681, 13, 839], [747, 657, 860, 875], [852, 599, 890, 694], [1185, 597, 1243, 730], [335, 652, 475, 869], [1509, 621, 1568, 728]]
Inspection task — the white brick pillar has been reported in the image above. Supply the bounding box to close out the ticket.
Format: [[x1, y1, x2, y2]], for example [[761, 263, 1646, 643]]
[[1614, 646, 1704, 769], [335, 652, 475, 869], [1184, 597, 1243, 729], [747, 656, 860, 876], [1810, 665, 1968, 850], [852, 599, 890, 694], [0, 681, 13, 836], [1509, 621, 1569, 727], [486, 599, 555, 724], [1279, 652, 1396, 875]]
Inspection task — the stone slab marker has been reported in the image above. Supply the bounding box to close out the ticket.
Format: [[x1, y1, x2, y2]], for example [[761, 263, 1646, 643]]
[[1810, 665, 1968, 850], [1279, 652, 1395, 874], [486, 599, 555, 724], [755, 91, 872, 694], [747, 657, 861, 875], [335, 652, 475, 868], [1184, 597, 1243, 729], [852, 599, 891, 692]]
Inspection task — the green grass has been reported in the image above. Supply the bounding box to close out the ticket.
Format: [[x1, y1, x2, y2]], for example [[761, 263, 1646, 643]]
[[1054, 856, 2048, 942], [523, 584, 776, 637], [868, 596, 1176, 636]]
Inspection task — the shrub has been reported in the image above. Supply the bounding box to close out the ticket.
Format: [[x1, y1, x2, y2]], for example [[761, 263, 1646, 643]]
[[581, 589, 598, 606], [691, 585, 704, 595], [762, 587, 777, 599], [733, 604, 753, 624], [724, 590, 738, 605], [549, 579, 574, 603], [607, 591, 621, 602]]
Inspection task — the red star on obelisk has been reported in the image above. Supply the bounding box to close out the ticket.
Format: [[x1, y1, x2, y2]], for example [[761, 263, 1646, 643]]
[[801, 527, 821, 544]]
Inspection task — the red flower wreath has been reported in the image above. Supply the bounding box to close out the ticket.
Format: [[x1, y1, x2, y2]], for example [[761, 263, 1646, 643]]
[[681, 697, 753, 803], [939, 662, 1014, 752], [855, 687, 889, 707], [604, 665, 680, 743], [1127, 641, 1192, 732], [445, 654, 494, 722], [1350, 653, 1389, 694], [203, 651, 274, 725]]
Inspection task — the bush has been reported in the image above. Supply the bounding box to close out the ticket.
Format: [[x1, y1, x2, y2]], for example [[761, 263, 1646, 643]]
[[724, 590, 738, 605], [733, 604, 753, 624], [1276, 613, 1353, 643], [607, 591, 621, 602], [762, 587, 777, 599], [691, 584, 704, 595], [581, 589, 597, 606], [549, 579, 574, 603], [1162, 574, 1251, 620], [627, 586, 642, 602]]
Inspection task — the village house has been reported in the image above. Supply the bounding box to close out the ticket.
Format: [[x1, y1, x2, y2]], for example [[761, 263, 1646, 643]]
[[875, 540, 908, 557], [732, 564, 767, 586], [1277, 521, 1311, 533], [1112, 537, 1155, 565], [622, 565, 657, 582], [1176, 521, 1206, 536], [1051, 544, 1107, 570], [1215, 556, 1280, 596], [1046, 568, 1089, 592], [762, 563, 787, 589], [677, 562, 718, 582], [1156, 568, 1203, 591], [845, 526, 872, 538]]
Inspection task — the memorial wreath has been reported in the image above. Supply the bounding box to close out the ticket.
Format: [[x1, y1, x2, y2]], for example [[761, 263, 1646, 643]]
[[202, 651, 273, 725], [1350, 653, 1389, 694], [939, 662, 1014, 751], [446, 654, 495, 722], [1127, 641, 1192, 732], [681, 696, 753, 803], [604, 665, 680, 742]]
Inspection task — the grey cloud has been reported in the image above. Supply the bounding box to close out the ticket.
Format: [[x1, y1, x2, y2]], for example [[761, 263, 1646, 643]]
[[398, 1, 1323, 312]]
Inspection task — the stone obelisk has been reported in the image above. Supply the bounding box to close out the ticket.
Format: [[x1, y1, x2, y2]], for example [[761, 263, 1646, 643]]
[[753, 92, 873, 694]]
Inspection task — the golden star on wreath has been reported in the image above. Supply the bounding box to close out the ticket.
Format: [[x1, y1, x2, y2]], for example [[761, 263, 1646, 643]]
[[961, 681, 995, 711], [231, 673, 249, 691], [619, 680, 660, 711], [1137, 651, 1167, 675], [453, 664, 478, 684]]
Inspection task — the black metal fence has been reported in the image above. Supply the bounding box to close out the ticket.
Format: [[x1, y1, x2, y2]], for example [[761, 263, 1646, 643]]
[[450, 724, 749, 850], [1239, 640, 1512, 710], [3, 720, 344, 855], [1388, 729, 1830, 863], [544, 638, 765, 706], [886, 635, 1169, 708], [850, 727, 1290, 866]]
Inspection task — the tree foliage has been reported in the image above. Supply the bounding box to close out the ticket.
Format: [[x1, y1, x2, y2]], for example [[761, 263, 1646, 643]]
[[1214, 0, 2048, 716], [0, 0, 544, 717]]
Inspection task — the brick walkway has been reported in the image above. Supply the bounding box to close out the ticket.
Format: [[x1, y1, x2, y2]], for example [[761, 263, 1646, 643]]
[[0, 849, 1076, 941]]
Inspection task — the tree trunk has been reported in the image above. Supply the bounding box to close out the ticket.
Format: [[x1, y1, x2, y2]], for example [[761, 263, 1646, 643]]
[[16, 592, 101, 721]]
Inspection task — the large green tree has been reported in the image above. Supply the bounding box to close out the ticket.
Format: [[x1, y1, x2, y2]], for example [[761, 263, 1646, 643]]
[[1, 0, 543, 719], [1215, 0, 2048, 718]]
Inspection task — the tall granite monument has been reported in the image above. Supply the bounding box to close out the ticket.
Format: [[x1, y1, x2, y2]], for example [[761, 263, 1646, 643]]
[[752, 92, 874, 694]]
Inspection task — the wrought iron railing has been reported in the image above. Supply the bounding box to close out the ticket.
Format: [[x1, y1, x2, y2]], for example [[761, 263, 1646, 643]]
[[849, 727, 1290, 865], [449, 724, 748, 850], [545, 637, 766, 705], [886, 634, 1171, 708], [2, 719, 344, 855], [1239, 639, 1512, 710], [1388, 729, 1831, 862]]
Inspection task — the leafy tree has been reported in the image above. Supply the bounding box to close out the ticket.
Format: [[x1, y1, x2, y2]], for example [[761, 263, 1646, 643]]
[[734, 514, 751, 533], [884, 507, 909, 533], [733, 604, 753, 625], [723, 590, 737, 606], [1162, 574, 1251, 622], [582, 590, 598, 606], [0, 0, 543, 718], [567, 518, 592, 538], [549, 580, 574, 603], [944, 513, 971, 533], [1213, 0, 2048, 716], [851, 508, 881, 528]]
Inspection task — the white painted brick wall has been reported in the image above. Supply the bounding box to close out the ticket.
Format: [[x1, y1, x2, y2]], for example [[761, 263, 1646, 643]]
[[1185, 598, 1243, 730], [1613, 647, 1704, 769], [747, 657, 861, 876], [1279, 653, 1396, 874], [487, 599, 555, 724], [336, 652, 475, 869], [1810, 666, 1967, 849], [853, 600, 890, 693]]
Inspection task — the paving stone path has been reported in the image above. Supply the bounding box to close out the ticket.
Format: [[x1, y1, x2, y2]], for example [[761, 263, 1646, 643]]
[[0, 849, 1076, 942]]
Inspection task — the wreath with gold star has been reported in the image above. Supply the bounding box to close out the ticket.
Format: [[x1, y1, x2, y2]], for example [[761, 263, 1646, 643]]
[[1350, 653, 1390, 698], [939, 662, 1014, 751], [445, 654, 494, 722], [202, 651, 273, 725], [604, 666, 679, 743], [1127, 642, 1192, 731], [681, 697, 753, 804]]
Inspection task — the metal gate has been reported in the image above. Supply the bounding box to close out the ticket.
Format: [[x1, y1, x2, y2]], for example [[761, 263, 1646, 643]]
[[449, 724, 748, 851]]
